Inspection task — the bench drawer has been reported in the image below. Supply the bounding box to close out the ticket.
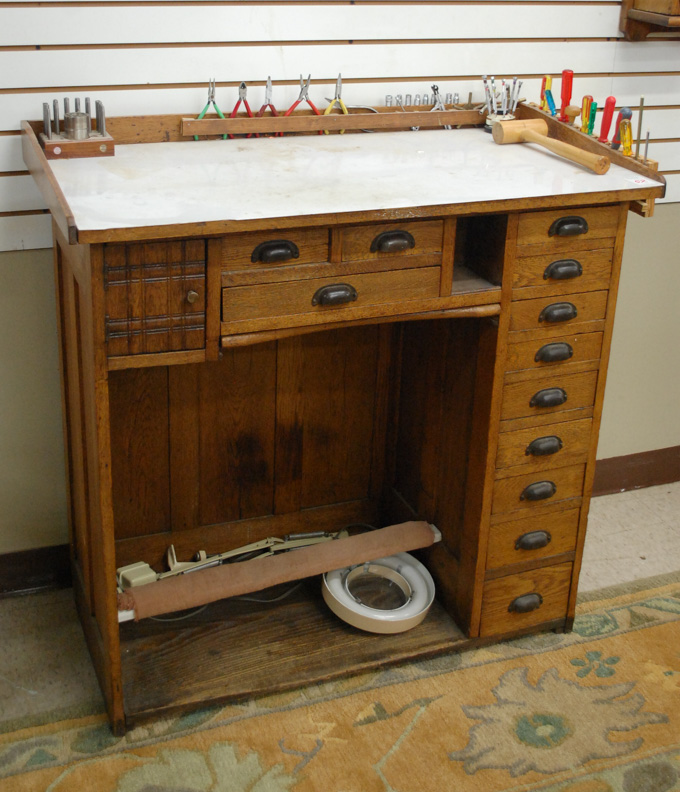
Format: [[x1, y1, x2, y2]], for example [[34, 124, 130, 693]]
[[341, 220, 443, 261], [495, 418, 592, 475], [491, 464, 586, 516], [516, 205, 620, 253], [510, 291, 608, 334], [480, 562, 573, 636], [222, 228, 329, 271], [221, 266, 441, 332], [505, 332, 603, 375], [513, 248, 613, 297], [500, 370, 598, 422]]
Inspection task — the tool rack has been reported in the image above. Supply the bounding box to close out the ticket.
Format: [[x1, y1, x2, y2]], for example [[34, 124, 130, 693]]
[[22, 105, 664, 734]]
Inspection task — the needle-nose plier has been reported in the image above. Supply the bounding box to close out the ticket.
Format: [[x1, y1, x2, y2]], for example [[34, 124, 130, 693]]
[[194, 79, 226, 141], [323, 73, 349, 135], [285, 74, 323, 134], [229, 81, 255, 139], [256, 76, 283, 137]]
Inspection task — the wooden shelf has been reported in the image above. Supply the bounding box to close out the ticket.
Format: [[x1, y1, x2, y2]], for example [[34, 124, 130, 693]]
[[119, 581, 467, 726], [620, 0, 680, 39]]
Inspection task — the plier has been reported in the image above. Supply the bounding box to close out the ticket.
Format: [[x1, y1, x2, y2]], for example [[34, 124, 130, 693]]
[[256, 76, 282, 137], [285, 74, 323, 134], [323, 73, 349, 135], [229, 81, 255, 139], [194, 79, 226, 141]]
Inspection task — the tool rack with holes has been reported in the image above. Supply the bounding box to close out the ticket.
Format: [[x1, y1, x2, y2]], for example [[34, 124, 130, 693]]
[[22, 100, 665, 735]]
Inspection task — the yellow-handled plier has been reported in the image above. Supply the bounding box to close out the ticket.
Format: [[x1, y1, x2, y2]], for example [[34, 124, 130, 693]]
[[323, 73, 349, 134]]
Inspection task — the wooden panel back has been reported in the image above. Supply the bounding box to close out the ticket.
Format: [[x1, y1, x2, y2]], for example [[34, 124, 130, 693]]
[[109, 368, 171, 540]]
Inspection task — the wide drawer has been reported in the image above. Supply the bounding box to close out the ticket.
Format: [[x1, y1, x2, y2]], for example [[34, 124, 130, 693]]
[[505, 332, 603, 375], [221, 266, 441, 328], [340, 220, 443, 261], [221, 228, 329, 271], [486, 509, 580, 572], [491, 463, 585, 516], [480, 562, 573, 636], [500, 370, 599, 422], [516, 206, 620, 252], [513, 248, 614, 298], [495, 418, 592, 475]]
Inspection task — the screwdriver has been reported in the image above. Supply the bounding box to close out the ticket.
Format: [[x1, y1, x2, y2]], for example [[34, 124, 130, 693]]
[[559, 69, 574, 122], [611, 107, 633, 150], [587, 101, 598, 135], [541, 76, 552, 112], [620, 119, 633, 156], [580, 95, 592, 133], [545, 89, 557, 116], [598, 96, 616, 143]]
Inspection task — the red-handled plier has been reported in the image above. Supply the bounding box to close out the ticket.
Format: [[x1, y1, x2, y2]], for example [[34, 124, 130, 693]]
[[229, 81, 254, 139], [285, 74, 323, 134], [256, 76, 282, 137]]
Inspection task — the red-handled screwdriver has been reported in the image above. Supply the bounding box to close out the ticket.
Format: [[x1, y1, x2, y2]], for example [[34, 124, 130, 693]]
[[559, 69, 574, 122], [598, 96, 616, 144]]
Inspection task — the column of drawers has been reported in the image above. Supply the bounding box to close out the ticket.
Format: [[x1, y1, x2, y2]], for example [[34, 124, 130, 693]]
[[479, 206, 620, 637]]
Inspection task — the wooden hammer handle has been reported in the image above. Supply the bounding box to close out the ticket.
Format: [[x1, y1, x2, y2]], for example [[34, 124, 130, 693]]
[[521, 128, 610, 175]]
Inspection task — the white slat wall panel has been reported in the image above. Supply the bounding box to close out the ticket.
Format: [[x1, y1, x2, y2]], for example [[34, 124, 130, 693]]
[[1, 1, 678, 251]]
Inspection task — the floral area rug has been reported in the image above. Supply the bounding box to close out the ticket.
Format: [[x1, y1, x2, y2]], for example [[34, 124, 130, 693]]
[[2, 571, 680, 792]]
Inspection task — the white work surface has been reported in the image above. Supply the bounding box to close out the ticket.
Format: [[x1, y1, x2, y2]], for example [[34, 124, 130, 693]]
[[48, 129, 664, 232]]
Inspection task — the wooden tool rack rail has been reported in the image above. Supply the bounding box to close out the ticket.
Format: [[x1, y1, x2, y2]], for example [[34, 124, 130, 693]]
[[22, 104, 665, 734]]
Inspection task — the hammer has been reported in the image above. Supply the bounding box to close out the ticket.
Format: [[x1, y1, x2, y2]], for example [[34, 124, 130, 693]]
[[492, 118, 610, 175]]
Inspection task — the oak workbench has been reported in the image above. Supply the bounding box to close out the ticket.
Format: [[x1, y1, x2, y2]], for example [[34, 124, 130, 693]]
[[23, 108, 665, 734]]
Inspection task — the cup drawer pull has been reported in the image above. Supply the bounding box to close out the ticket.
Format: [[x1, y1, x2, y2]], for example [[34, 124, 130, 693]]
[[525, 435, 563, 456], [520, 480, 557, 501], [251, 239, 300, 264], [530, 387, 568, 409], [544, 258, 583, 280], [535, 342, 574, 363], [515, 530, 552, 551], [370, 229, 416, 253], [312, 283, 358, 307], [509, 593, 544, 613], [548, 215, 589, 237], [539, 302, 578, 323]]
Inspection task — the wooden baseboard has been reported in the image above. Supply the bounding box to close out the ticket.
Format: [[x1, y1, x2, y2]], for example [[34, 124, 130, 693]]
[[593, 445, 680, 496], [0, 544, 71, 597]]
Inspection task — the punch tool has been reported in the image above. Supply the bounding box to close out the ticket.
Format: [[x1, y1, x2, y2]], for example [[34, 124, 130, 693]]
[[194, 79, 226, 141], [323, 73, 349, 134]]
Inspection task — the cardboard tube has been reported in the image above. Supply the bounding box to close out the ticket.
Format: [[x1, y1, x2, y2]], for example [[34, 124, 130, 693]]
[[492, 118, 610, 175], [119, 521, 438, 621]]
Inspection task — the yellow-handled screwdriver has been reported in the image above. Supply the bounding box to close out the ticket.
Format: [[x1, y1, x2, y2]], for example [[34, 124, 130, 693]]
[[620, 118, 633, 156], [580, 95, 592, 133]]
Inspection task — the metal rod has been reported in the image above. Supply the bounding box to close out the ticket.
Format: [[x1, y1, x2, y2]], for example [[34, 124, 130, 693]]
[[64, 97, 70, 115], [96, 100, 106, 136], [635, 96, 644, 159], [42, 103, 52, 139], [53, 99, 60, 135], [75, 98, 81, 112], [643, 130, 650, 164]]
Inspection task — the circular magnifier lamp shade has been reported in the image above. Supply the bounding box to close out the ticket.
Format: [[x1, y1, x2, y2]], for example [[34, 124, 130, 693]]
[[322, 552, 435, 634]]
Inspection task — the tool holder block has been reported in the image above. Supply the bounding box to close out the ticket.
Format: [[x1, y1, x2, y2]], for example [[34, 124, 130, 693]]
[[40, 131, 115, 160]]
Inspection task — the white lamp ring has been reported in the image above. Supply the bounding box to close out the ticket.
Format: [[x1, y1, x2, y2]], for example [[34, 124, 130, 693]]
[[322, 552, 435, 634]]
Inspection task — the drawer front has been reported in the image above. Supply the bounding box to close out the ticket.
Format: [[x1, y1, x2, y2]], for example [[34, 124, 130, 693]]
[[341, 220, 443, 261], [480, 562, 573, 636], [505, 332, 603, 374], [513, 248, 613, 297], [496, 418, 592, 475], [500, 370, 598, 422], [510, 291, 608, 334], [222, 228, 329, 271], [516, 206, 619, 252], [491, 464, 585, 516], [486, 508, 580, 571], [222, 266, 441, 327], [104, 239, 206, 357]]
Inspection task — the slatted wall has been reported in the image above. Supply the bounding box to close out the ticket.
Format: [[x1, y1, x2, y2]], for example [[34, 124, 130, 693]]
[[0, 0, 678, 251]]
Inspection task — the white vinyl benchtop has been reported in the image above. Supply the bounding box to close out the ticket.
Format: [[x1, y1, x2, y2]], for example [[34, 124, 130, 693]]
[[47, 128, 664, 232]]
